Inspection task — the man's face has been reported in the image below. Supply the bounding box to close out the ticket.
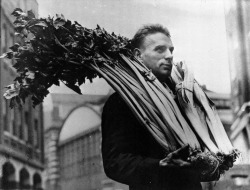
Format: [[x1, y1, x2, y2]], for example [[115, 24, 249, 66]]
[[139, 32, 174, 82]]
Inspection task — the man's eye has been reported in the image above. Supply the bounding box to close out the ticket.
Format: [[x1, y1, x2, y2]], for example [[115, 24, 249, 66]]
[[156, 47, 165, 53]]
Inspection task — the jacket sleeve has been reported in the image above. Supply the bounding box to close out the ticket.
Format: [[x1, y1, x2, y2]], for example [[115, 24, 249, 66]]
[[101, 93, 201, 187], [101, 94, 162, 186]]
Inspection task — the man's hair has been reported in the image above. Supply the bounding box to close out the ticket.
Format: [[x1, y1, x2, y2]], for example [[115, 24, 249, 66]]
[[131, 24, 171, 49]]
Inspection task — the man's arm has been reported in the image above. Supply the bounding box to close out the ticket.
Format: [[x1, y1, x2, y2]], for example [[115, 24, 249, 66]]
[[101, 93, 201, 187], [101, 94, 162, 186]]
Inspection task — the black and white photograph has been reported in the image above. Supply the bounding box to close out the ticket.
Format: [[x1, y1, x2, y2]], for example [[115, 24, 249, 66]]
[[0, 0, 249, 189]]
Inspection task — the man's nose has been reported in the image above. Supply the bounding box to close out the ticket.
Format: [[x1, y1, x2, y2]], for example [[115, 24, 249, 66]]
[[164, 49, 173, 60]]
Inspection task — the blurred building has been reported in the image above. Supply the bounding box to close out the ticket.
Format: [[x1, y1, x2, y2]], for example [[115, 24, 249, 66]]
[[43, 93, 107, 190], [207, 0, 250, 189], [224, 0, 250, 155], [43, 92, 127, 190], [0, 0, 44, 189], [205, 90, 234, 130], [224, 0, 250, 162], [57, 97, 128, 190], [224, 0, 250, 113], [201, 90, 245, 190]]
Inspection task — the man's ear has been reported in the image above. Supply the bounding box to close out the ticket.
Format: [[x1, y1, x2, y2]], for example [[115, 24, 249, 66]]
[[133, 48, 142, 59]]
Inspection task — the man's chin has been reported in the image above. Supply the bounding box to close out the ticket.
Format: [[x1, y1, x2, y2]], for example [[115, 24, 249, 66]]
[[155, 72, 171, 82]]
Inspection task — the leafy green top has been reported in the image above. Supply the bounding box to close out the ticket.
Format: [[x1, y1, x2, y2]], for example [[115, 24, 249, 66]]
[[2, 8, 133, 107]]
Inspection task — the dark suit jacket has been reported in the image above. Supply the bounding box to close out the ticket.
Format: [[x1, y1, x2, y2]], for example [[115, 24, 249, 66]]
[[101, 92, 202, 190]]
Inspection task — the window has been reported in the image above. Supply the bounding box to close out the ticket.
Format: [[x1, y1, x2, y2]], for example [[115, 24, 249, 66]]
[[13, 108, 19, 136], [34, 119, 39, 148], [24, 111, 29, 142], [10, 33, 15, 65], [2, 99, 8, 131], [9, 33, 14, 49], [96, 133, 100, 155], [26, 111, 33, 144], [15, 107, 22, 138], [2, 23, 7, 53], [9, 108, 15, 135], [70, 145, 73, 164], [89, 134, 94, 157], [76, 140, 81, 162], [25, 112, 29, 125], [19, 108, 24, 140]]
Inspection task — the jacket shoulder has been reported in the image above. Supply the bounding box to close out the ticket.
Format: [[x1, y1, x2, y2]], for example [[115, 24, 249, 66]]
[[104, 92, 126, 111]]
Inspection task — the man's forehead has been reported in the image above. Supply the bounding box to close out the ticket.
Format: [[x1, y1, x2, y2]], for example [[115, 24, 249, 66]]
[[141, 32, 173, 49]]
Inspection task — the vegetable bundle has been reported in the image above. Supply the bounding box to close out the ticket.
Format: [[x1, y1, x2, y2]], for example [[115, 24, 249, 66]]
[[2, 9, 239, 180]]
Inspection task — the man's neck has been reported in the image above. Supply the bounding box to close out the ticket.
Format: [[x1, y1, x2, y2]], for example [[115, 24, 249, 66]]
[[162, 77, 176, 94]]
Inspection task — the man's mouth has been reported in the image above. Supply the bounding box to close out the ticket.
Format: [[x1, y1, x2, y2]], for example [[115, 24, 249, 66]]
[[161, 64, 172, 70]]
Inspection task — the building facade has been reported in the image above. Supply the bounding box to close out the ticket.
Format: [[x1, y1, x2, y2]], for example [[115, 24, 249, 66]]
[[224, 0, 250, 150], [43, 92, 128, 190], [224, 0, 250, 165], [204, 1, 250, 189], [224, 0, 250, 114], [0, 0, 44, 189], [58, 104, 128, 190]]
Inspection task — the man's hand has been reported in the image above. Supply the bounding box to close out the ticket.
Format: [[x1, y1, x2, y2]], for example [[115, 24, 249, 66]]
[[220, 160, 233, 172], [159, 145, 228, 182], [159, 145, 191, 168], [217, 152, 234, 173], [201, 156, 234, 182], [159, 145, 204, 181], [219, 155, 234, 174], [200, 159, 233, 182]]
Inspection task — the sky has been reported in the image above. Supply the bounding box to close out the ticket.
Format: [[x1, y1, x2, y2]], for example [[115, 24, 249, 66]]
[[37, 0, 231, 94]]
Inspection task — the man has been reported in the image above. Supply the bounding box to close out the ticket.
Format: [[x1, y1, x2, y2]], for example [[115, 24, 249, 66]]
[[101, 24, 224, 190]]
